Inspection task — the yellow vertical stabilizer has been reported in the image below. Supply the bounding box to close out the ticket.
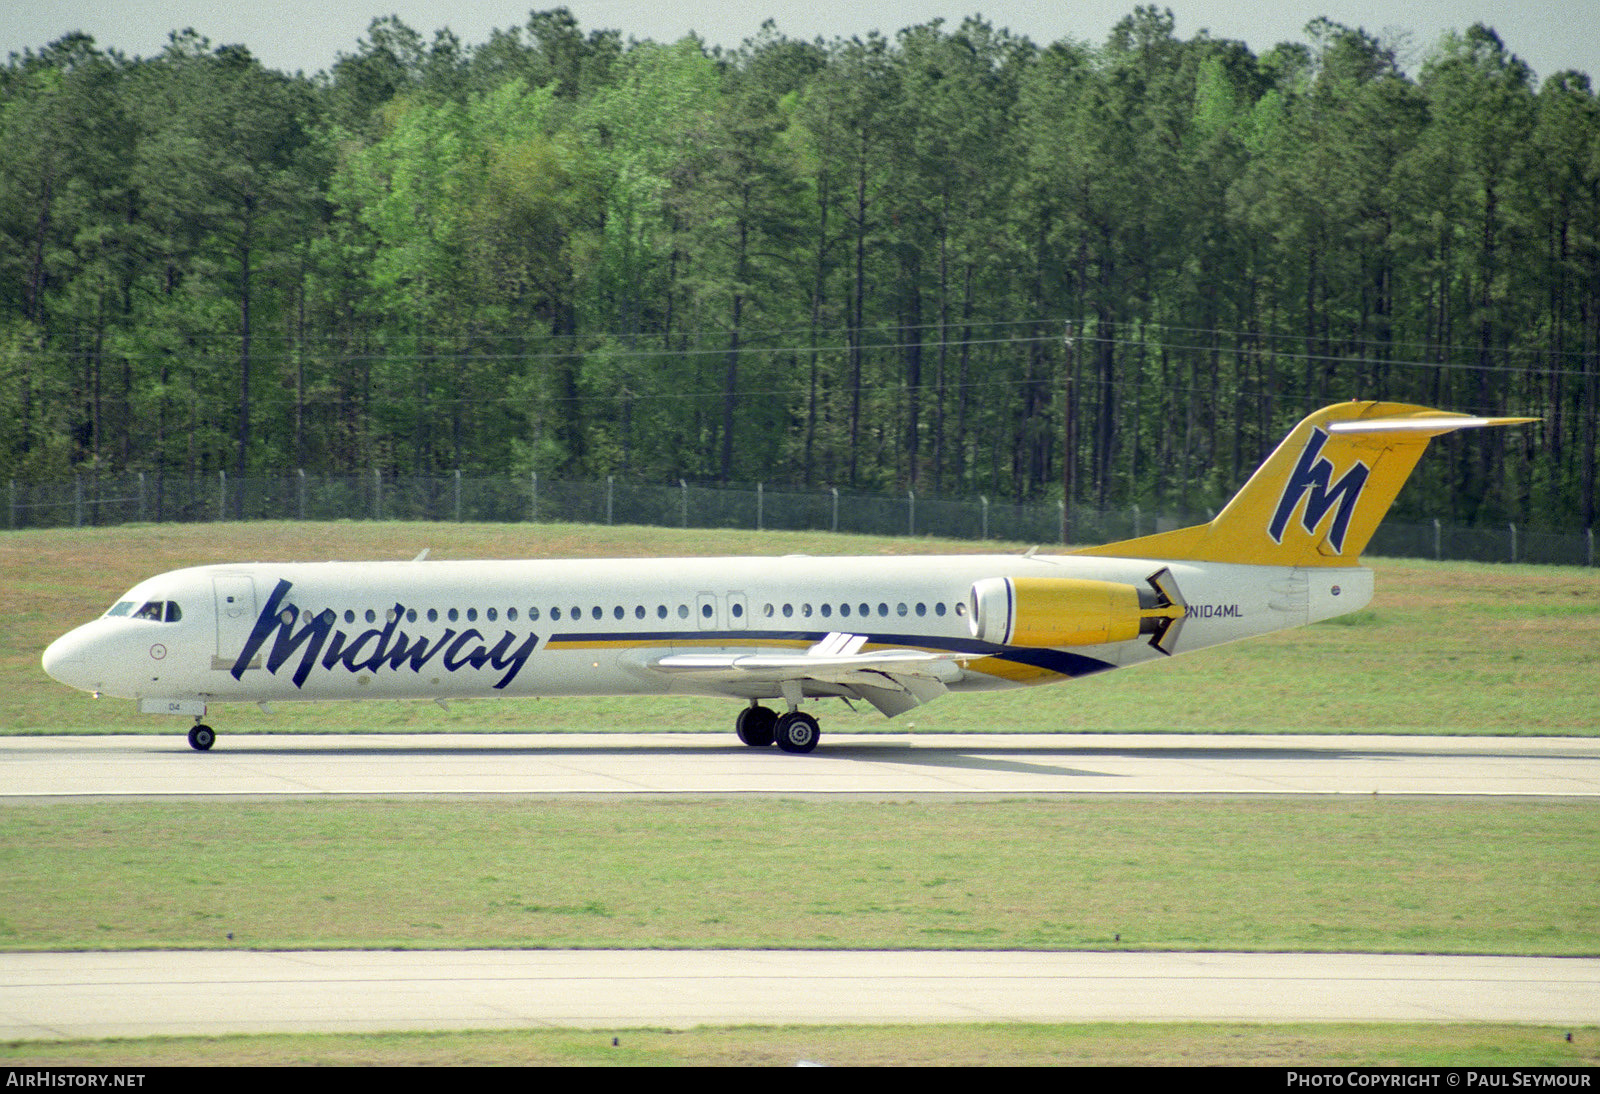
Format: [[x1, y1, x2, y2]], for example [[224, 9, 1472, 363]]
[[1071, 402, 1536, 567]]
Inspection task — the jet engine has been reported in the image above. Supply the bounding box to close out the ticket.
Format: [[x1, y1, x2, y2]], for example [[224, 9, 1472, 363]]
[[968, 569, 1187, 654]]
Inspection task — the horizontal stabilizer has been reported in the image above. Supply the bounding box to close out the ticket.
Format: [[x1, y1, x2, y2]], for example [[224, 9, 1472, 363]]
[[1325, 415, 1539, 435]]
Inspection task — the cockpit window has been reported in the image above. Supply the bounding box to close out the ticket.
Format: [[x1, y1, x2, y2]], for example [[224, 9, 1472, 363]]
[[130, 601, 182, 622], [106, 602, 134, 617]]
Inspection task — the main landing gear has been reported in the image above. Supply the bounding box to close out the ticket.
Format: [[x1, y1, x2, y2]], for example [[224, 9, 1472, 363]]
[[187, 723, 215, 751], [735, 703, 820, 754]]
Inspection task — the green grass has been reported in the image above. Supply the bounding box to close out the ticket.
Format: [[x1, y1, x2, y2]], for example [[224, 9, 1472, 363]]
[[4, 1023, 1596, 1067], [2, 798, 1594, 954], [5, 521, 1598, 1065], [3, 521, 1597, 735]]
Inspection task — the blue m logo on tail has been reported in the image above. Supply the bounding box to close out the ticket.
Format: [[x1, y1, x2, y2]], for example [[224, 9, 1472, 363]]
[[1267, 428, 1370, 554]]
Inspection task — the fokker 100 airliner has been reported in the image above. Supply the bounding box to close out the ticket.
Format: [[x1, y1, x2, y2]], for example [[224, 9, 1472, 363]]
[[42, 402, 1531, 752]]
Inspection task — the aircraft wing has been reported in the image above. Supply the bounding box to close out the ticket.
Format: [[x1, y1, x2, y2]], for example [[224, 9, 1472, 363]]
[[644, 632, 967, 717]]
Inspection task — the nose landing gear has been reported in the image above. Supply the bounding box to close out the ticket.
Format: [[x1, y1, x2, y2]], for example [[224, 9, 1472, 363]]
[[187, 723, 215, 751]]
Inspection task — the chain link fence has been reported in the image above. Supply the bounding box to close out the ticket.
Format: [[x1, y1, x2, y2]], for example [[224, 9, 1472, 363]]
[[8, 471, 1596, 566]]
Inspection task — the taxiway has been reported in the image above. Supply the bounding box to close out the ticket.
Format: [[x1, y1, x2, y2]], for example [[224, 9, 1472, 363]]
[[4, 731, 1598, 800], [5, 950, 1597, 1039]]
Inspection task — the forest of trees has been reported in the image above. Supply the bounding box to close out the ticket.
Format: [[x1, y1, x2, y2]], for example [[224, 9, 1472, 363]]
[[2, 6, 1597, 529]]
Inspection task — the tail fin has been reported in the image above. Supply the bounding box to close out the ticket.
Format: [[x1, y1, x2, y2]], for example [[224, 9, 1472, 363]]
[[1072, 402, 1536, 567]]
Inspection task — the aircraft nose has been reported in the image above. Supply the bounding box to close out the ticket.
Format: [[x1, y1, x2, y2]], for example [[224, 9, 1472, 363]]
[[42, 627, 97, 692]]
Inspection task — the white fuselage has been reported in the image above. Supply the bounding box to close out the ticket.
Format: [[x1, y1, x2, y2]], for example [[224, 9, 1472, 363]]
[[41, 553, 1372, 713]]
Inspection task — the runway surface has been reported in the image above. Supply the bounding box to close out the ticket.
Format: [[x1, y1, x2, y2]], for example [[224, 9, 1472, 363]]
[[6, 732, 1597, 1040], [5, 950, 1598, 1039], [5, 731, 1600, 799]]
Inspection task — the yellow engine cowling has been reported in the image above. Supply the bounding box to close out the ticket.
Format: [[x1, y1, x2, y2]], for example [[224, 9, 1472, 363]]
[[968, 576, 1177, 648]]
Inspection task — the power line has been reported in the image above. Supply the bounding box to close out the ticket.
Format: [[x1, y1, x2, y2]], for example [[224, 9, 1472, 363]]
[[16, 327, 1593, 413]]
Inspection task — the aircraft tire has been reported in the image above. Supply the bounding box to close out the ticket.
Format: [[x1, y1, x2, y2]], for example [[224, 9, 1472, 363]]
[[187, 725, 215, 752], [736, 704, 777, 747], [773, 711, 820, 754]]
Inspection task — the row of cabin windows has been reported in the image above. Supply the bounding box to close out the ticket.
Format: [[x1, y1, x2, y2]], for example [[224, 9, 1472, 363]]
[[284, 599, 968, 628], [762, 600, 962, 620]]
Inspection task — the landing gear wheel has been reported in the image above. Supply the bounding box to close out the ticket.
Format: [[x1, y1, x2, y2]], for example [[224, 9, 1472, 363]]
[[736, 704, 777, 747], [773, 711, 820, 754], [187, 724, 215, 751]]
